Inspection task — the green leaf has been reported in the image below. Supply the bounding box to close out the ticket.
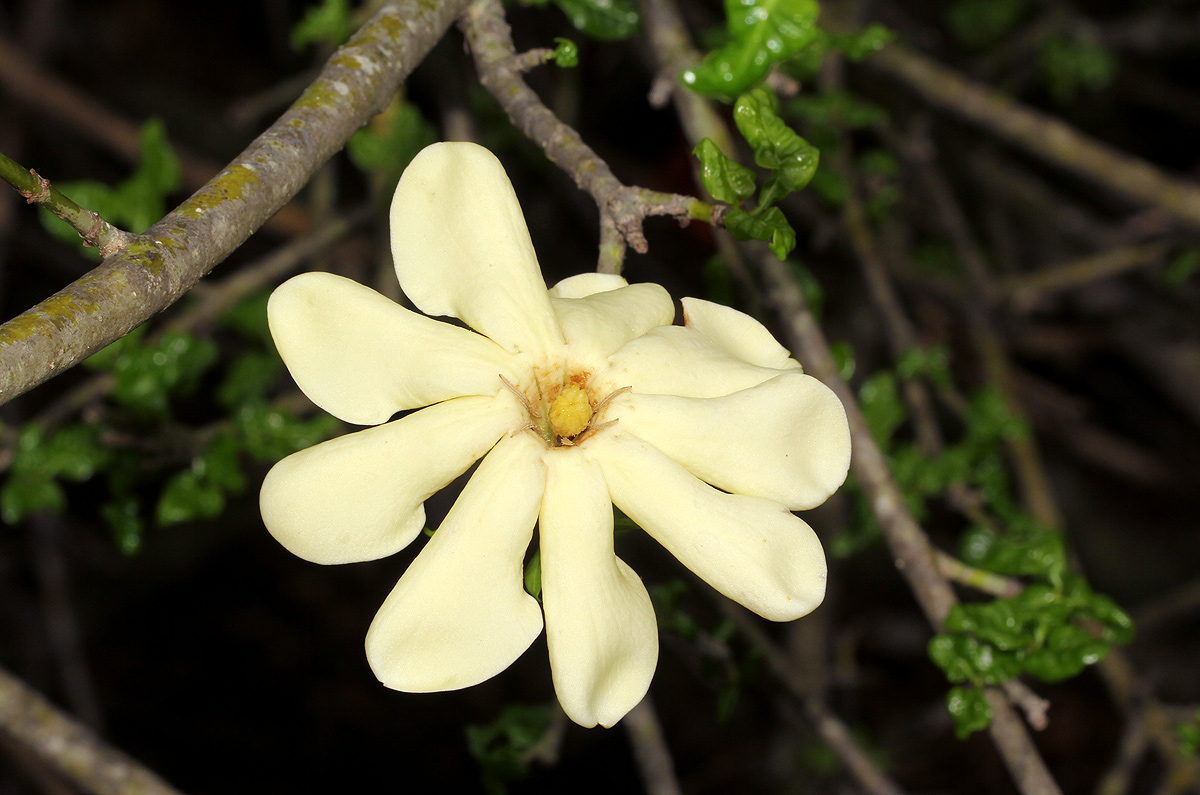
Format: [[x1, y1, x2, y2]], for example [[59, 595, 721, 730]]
[[946, 0, 1029, 49], [291, 0, 354, 51], [1082, 593, 1135, 646], [549, 0, 639, 41], [724, 206, 796, 260], [101, 497, 144, 555], [465, 704, 554, 790], [111, 331, 219, 417], [156, 470, 226, 526], [347, 96, 438, 190], [858, 371, 906, 447], [733, 88, 820, 193], [218, 351, 284, 409], [235, 402, 339, 462], [788, 91, 889, 129], [523, 549, 542, 598], [693, 138, 757, 204], [85, 324, 148, 370], [1165, 249, 1199, 287], [946, 685, 992, 738], [833, 23, 895, 60], [1022, 624, 1109, 682], [1041, 35, 1118, 104], [0, 475, 66, 524], [1177, 710, 1200, 758], [128, 119, 183, 202], [548, 37, 579, 68], [682, 0, 821, 99]]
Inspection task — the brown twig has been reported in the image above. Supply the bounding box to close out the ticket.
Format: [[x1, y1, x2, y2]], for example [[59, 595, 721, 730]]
[[459, 0, 698, 274], [718, 602, 908, 795], [623, 696, 684, 795], [0, 0, 468, 407], [868, 43, 1200, 230], [754, 249, 1063, 795], [999, 242, 1171, 303], [0, 664, 185, 795]]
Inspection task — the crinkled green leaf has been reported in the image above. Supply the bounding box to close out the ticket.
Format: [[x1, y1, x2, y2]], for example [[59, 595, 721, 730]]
[[733, 88, 820, 193], [946, 685, 992, 739], [549, 0, 639, 41], [1023, 624, 1109, 682], [1081, 593, 1135, 645], [548, 37, 579, 68], [682, 0, 821, 99], [959, 523, 1065, 582], [693, 139, 757, 204], [724, 206, 796, 260]]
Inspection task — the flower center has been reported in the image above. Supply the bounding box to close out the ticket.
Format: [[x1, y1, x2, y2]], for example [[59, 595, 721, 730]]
[[548, 383, 592, 438], [501, 371, 626, 448]]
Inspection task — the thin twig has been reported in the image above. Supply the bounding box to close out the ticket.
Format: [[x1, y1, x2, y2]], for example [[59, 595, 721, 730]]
[[0, 151, 134, 257], [0, 664, 185, 795], [999, 242, 1171, 302], [459, 0, 698, 273], [868, 43, 1200, 229], [718, 602, 908, 795], [623, 696, 684, 795]]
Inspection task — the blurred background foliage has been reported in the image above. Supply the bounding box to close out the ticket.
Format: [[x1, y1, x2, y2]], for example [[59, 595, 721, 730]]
[[1, 0, 1199, 792]]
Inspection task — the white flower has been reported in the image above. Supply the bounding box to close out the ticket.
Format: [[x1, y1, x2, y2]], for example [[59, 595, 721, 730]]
[[260, 142, 851, 728]]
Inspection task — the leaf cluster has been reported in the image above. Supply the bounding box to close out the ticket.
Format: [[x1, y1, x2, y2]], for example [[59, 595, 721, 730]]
[[693, 88, 820, 259], [465, 703, 554, 795]]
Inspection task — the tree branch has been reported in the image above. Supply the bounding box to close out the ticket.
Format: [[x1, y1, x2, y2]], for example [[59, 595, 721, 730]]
[[0, 0, 469, 407], [0, 664, 184, 795], [459, 0, 698, 273], [868, 44, 1200, 230]]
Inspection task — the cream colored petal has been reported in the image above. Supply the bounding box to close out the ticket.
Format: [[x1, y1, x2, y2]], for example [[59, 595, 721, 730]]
[[552, 283, 676, 368], [548, 272, 628, 299], [390, 142, 562, 359], [681, 297, 800, 370], [540, 449, 658, 728], [260, 394, 523, 565], [596, 322, 797, 399], [365, 433, 546, 692], [268, 271, 516, 426], [610, 373, 851, 510], [591, 431, 827, 621]]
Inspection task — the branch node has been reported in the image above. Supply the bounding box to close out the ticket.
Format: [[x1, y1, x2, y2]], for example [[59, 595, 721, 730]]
[[23, 168, 51, 204]]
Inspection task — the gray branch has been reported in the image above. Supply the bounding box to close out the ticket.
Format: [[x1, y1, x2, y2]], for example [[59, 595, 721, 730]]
[[0, 664, 183, 795], [0, 0, 470, 406]]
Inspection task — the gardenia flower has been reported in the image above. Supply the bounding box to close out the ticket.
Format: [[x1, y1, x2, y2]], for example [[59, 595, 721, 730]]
[[260, 142, 851, 728]]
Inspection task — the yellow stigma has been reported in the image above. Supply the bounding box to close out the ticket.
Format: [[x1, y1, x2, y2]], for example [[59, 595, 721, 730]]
[[548, 383, 593, 439]]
